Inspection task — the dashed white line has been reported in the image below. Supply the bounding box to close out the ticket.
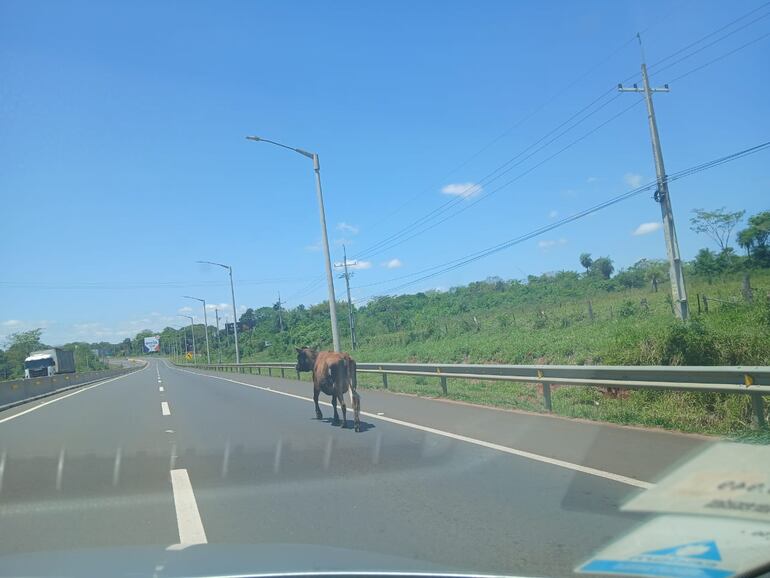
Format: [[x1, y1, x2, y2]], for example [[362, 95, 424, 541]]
[[169, 363, 652, 489], [161, 401, 171, 416], [170, 468, 207, 545], [159, 386, 165, 392], [55, 447, 65, 491]]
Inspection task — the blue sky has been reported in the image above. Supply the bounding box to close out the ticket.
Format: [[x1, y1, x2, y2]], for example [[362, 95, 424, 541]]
[[1, 0, 768, 345]]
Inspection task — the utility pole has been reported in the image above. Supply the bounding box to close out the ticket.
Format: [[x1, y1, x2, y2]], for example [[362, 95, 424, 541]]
[[335, 245, 358, 350], [214, 308, 222, 363], [276, 293, 284, 332], [619, 34, 689, 321]]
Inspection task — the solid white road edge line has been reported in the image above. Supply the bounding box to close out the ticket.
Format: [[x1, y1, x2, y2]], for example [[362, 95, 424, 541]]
[[0, 365, 149, 425], [169, 364, 653, 489], [169, 468, 207, 546], [161, 401, 171, 416]]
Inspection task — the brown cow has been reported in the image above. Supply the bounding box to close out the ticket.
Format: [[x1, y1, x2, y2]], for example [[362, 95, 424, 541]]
[[295, 347, 361, 432]]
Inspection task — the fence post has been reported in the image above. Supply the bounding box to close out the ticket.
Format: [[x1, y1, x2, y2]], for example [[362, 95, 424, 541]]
[[440, 376, 447, 396], [543, 383, 553, 412], [382, 372, 388, 389], [281, 367, 285, 378], [249, 367, 253, 374], [258, 367, 261, 375], [697, 293, 701, 314], [742, 273, 753, 304], [750, 393, 766, 429], [587, 300, 594, 322], [703, 296, 709, 313]]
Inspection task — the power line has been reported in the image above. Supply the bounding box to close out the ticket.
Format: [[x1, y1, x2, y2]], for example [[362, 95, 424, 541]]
[[351, 4, 770, 264], [353, 141, 770, 300], [357, 95, 644, 262], [353, 87, 623, 260]]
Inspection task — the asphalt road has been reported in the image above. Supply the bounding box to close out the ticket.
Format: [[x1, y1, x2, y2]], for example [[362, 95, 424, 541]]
[[0, 358, 711, 577]]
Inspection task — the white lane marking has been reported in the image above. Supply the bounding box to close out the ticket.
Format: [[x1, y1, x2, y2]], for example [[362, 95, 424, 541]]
[[0, 450, 5, 494], [273, 439, 283, 474], [221, 440, 230, 479], [161, 401, 171, 416], [0, 365, 148, 425], [170, 468, 208, 545], [112, 447, 122, 487], [56, 447, 65, 491], [159, 386, 165, 392], [170, 363, 652, 489]]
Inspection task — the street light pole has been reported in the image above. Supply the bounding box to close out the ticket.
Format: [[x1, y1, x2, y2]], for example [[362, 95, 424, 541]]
[[178, 314, 196, 361], [214, 308, 222, 363], [183, 295, 211, 364], [245, 135, 341, 352], [196, 261, 240, 363]]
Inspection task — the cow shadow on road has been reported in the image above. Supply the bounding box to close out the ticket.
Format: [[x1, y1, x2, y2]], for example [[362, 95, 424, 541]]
[[313, 416, 376, 433]]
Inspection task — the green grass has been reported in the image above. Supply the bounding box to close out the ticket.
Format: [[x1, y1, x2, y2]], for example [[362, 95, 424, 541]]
[[207, 269, 770, 439]]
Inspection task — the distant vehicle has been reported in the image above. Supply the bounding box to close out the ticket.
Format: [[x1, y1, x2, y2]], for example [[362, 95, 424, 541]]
[[23, 348, 76, 379]]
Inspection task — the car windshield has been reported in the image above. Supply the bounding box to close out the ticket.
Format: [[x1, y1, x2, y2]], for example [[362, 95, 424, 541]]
[[1, 1, 769, 578]]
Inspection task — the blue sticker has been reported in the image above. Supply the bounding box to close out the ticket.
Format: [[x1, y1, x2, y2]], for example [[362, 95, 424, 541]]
[[579, 541, 733, 578], [644, 541, 722, 562]]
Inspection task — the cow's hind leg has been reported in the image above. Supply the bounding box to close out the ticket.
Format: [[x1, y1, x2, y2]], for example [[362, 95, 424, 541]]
[[331, 393, 340, 425], [339, 388, 347, 428], [313, 386, 323, 420]]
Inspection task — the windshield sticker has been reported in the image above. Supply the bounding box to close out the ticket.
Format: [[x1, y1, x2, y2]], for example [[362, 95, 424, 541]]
[[622, 443, 770, 523], [576, 515, 770, 578]]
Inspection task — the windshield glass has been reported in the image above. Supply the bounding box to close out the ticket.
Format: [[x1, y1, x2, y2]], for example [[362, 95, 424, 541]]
[[23, 357, 54, 370], [1, 1, 769, 578]]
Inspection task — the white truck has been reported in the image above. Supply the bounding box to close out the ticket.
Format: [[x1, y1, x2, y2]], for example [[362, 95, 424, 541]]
[[24, 348, 76, 378]]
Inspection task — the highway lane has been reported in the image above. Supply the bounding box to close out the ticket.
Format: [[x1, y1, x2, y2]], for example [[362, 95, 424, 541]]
[[0, 358, 655, 576]]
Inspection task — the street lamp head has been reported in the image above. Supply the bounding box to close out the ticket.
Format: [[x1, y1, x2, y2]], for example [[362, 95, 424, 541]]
[[245, 136, 261, 142], [196, 260, 229, 270]]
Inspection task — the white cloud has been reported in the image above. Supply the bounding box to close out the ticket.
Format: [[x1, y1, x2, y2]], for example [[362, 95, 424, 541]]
[[337, 222, 359, 235], [205, 303, 229, 311], [347, 260, 372, 270], [633, 222, 663, 236], [383, 258, 403, 269], [441, 182, 483, 199], [548, 210, 559, 219], [334, 238, 354, 247], [2, 319, 21, 327], [587, 176, 600, 183], [304, 241, 322, 252], [537, 238, 568, 250], [624, 173, 643, 188], [178, 306, 193, 314]]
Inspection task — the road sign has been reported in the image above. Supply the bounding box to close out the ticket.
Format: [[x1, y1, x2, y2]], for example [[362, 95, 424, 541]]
[[186, 352, 193, 361]]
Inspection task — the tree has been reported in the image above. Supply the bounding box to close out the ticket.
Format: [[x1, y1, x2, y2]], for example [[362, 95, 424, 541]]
[[591, 257, 614, 279], [4, 329, 46, 378], [689, 207, 745, 252], [579, 253, 593, 273], [692, 248, 720, 282], [737, 210, 770, 264]]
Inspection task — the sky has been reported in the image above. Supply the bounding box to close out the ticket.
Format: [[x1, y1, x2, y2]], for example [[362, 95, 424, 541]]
[[1, 0, 769, 345]]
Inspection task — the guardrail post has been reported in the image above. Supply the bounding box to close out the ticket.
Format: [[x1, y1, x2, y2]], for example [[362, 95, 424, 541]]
[[751, 393, 766, 429], [281, 367, 285, 378], [382, 373, 388, 389], [440, 376, 447, 396], [268, 368, 272, 377], [257, 367, 261, 375], [543, 383, 553, 412]]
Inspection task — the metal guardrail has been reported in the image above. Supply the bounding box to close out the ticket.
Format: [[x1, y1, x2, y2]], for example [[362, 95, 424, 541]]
[[175, 360, 770, 428], [0, 363, 146, 412]]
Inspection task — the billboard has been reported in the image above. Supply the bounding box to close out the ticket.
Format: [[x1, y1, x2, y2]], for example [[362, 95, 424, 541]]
[[143, 336, 160, 353]]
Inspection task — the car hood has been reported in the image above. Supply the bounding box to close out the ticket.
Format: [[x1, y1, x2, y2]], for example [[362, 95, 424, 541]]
[[0, 543, 520, 578]]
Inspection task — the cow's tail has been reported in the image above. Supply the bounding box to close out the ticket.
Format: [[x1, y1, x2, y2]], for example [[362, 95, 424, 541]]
[[345, 358, 360, 415]]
